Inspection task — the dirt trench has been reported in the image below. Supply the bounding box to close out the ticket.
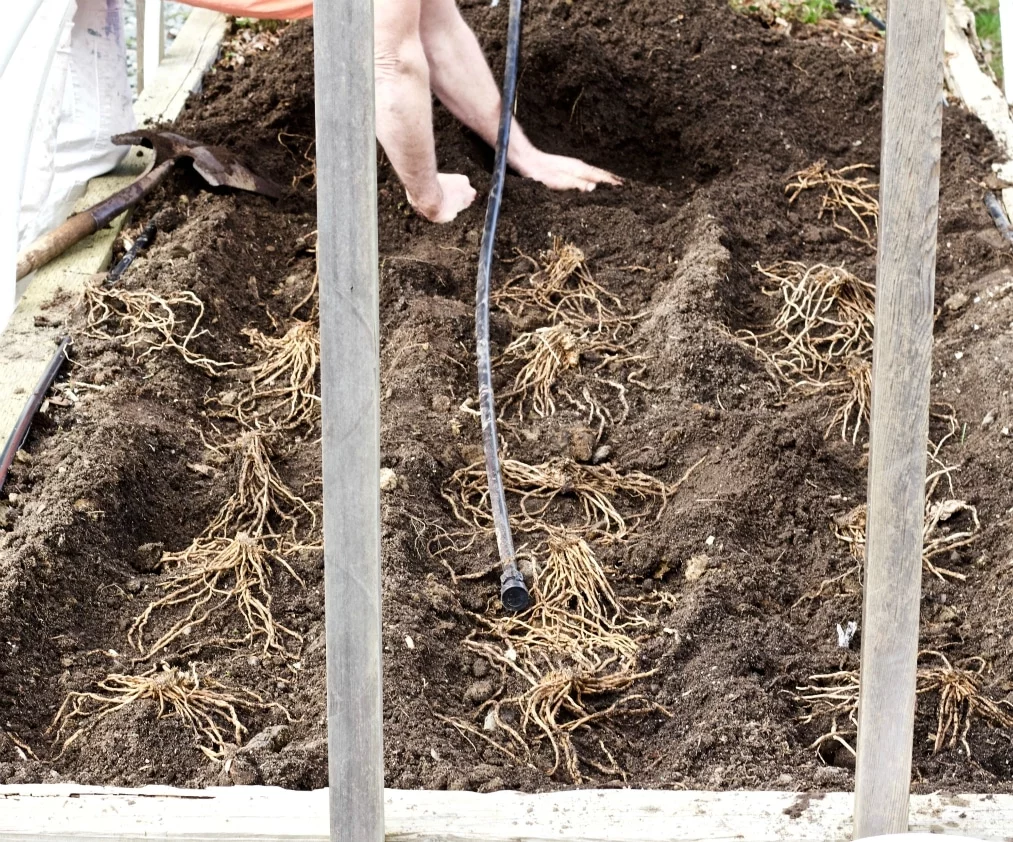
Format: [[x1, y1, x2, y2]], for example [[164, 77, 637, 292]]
[[1, 0, 1012, 794]]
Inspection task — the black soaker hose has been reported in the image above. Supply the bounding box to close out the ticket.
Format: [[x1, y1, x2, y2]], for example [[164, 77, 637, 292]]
[[837, 0, 885, 31], [476, 0, 531, 613], [107, 219, 158, 284], [0, 337, 71, 493]]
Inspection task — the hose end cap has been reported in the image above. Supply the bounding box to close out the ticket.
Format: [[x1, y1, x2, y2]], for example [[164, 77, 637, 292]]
[[500, 566, 530, 613]]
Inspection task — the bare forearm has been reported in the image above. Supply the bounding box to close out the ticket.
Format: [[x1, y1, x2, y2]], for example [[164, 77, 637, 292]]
[[419, 1, 536, 169]]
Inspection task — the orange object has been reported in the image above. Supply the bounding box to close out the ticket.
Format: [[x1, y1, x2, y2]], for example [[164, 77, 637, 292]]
[[183, 0, 313, 19]]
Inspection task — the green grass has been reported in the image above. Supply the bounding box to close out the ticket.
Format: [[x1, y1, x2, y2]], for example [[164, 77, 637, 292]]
[[730, 0, 838, 24], [966, 0, 1003, 83]]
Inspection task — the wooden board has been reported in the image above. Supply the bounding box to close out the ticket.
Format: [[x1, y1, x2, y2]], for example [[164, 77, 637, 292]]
[[0, 8, 228, 466], [854, 0, 946, 836], [0, 787, 1005, 842]]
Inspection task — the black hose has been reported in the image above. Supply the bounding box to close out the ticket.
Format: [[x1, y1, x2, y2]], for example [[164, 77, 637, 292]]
[[984, 191, 1013, 247], [107, 219, 158, 285], [837, 0, 885, 31], [0, 337, 71, 493], [476, 0, 531, 613]]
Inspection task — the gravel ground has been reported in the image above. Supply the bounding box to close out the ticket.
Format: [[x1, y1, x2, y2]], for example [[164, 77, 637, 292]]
[[122, 1, 192, 94]]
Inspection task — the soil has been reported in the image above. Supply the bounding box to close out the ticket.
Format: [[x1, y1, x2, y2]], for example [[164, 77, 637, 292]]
[[2, 0, 1013, 795]]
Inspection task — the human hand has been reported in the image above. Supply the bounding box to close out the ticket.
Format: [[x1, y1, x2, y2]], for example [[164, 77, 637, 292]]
[[408, 173, 477, 223], [514, 151, 622, 193]]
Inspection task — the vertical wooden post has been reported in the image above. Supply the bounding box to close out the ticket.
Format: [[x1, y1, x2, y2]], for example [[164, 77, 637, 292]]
[[314, 0, 384, 839], [137, 0, 164, 95], [853, 0, 945, 838], [1002, 0, 1013, 103]]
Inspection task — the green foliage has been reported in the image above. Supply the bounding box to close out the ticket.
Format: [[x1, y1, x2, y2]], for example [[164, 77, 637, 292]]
[[730, 0, 837, 25]]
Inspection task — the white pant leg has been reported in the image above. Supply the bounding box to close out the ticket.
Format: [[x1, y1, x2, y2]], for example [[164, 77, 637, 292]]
[[18, 0, 136, 252]]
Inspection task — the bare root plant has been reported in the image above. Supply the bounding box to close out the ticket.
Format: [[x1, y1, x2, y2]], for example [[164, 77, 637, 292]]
[[129, 533, 305, 658], [83, 279, 231, 375], [498, 323, 643, 423], [831, 496, 979, 583], [130, 430, 315, 658], [51, 664, 287, 760], [230, 321, 321, 430], [786, 161, 879, 247], [486, 530, 644, 664], [494, 239, 622, 328], [795, 652, 1013, 759], [734, 262, 875, 442], [445, 458, 684, 541]]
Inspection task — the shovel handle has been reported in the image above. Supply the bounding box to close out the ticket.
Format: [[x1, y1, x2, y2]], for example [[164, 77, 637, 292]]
[[15, 158, 176, 282]]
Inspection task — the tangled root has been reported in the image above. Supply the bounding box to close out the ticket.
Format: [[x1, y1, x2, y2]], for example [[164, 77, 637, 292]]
[[488, 530, 643, 664], [445, 458, 681, 541], [786, 161, 879, 247], [495, 240, 622, 328], [208, 429, 317, 539], [734, 262, 875, 441], [84, 279, 231, 375], [500, 323, 581, 419], [920, 651, 1013, 756], [826, 356, 871, 444], [498, 324, 641, 423], [130, 430, 314, 659], [795, 652, 1013, 760], [128, 532, 305, 658], [832, 496, 979, 582], [228, 321, 321, 430], [51, 664, 287, 760]]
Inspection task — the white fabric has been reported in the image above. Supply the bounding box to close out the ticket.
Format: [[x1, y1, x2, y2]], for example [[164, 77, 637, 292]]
[[1, 0, 134, 331], [19, 0, 136, 251]]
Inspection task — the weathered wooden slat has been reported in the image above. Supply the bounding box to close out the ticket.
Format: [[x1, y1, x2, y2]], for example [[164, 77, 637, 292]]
[[313, 0, 385, 839], [0, 787, 1003, 842], [854, 0, 946, 837]]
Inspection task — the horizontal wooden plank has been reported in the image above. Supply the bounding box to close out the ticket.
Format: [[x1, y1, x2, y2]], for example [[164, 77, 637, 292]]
[[0, 787, 1005, 841], [0, 8, 228, 476]]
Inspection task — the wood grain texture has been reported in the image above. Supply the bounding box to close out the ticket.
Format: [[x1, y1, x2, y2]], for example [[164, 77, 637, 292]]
[[313, 0, 384, 841], [0, 787, 1003, 841], [0, 8, 228, 490], [853, 0, 946, 837]]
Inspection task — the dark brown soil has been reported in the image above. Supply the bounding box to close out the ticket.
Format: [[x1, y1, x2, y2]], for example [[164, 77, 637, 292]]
[[2, 0, 1013, 795]]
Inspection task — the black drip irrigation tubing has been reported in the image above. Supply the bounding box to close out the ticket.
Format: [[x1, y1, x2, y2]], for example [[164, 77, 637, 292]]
[[0, 337, 71, 493], [837, 0, 886, 32], [0, 218, 157, 493], [476, 0, 531, 612], [108, 218, 158, 284], [984, 191, 1013, 248]]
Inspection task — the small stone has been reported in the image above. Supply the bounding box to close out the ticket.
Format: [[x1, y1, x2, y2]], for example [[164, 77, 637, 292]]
[[247, 656, 261, 668], [131, 543, 164, 574], [944, 291, 969, 312], [241, 724, 291, 755], [569, 428, 596, 463], [684, 554, 710, 582], [227, 756, 260, 785], [124, 578, 143, 595], [464, 679, 496, 706], [591, 445, 612, 465], [472, 658, 490, 679], [431, 395, 451, 412], [379, 468, 398, 492], [777, 773, 793, 785], [981, 411, 996, 429]]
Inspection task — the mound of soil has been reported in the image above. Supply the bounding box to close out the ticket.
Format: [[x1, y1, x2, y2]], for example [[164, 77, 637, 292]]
[[2, 0, 1012, 795]]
